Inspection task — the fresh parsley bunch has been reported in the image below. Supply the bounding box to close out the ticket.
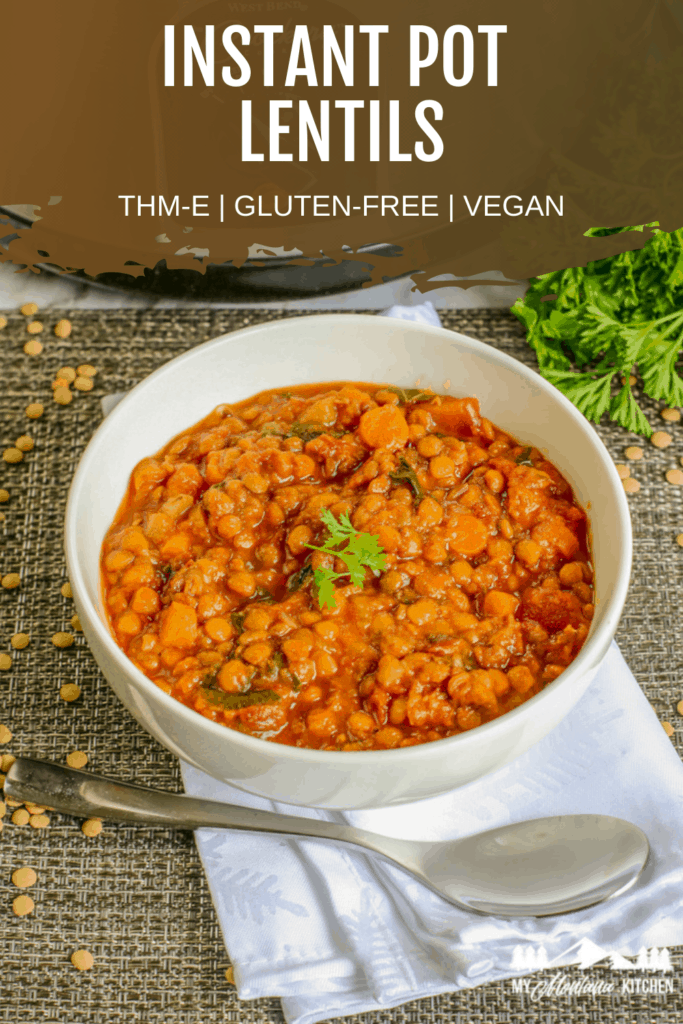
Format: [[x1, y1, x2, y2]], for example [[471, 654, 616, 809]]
[[307, 509, 386, 609], [512, 224, 683, 436]]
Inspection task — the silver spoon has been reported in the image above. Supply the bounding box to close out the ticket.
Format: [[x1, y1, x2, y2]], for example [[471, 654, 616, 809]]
[[5, 757, 648, 917]]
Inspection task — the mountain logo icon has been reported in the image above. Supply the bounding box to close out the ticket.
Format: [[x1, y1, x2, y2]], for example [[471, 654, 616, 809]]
[[510, 938, 672, 973]]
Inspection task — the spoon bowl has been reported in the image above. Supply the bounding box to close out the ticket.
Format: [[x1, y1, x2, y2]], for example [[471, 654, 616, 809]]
[[5, 757, 649, 917]]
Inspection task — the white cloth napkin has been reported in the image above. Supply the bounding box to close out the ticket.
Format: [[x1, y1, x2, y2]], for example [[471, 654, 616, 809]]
[[181, 643, 683, 1024]]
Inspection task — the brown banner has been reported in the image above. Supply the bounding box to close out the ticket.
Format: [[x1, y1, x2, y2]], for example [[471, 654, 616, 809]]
[[2, 0, 683, 286]]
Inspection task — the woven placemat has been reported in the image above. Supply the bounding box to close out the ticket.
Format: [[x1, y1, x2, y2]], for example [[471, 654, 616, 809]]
[[1, 307, 682, 1024]]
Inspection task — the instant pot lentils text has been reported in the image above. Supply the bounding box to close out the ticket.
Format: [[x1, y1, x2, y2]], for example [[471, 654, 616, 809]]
[[102, 384, 594, 751]]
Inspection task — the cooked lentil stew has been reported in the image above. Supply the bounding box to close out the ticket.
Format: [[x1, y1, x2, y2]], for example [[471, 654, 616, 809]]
[[101, 383, 594, 750]]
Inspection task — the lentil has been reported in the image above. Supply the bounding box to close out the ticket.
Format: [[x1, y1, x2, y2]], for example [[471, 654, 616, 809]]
[[0, 654, 12, 671], [52, 632, 75, 648], [11, 633, 30, 650], [26, 321, 44, 335], [82, 818, 103, 837], [53, 387, 73, 405], [3, 448, 23, 464], [677, 535, 683, 548], [651, 431, 673, 448], [57, 366, 76, 382], [20, 302, 39, 316], [1, 753, 16, 771], [71, 950, 95, 971], [66, 750, 88, 768], [54, 319, 73, 338], [103, 382, 594, 751], [0, 724, 12, 743], [12, 894, 35, 916], [625, 446, 644, 460], [623, 478, 641, 494], [15, 435, 34, 452], [71, 615, 82, 632], [0, 489, 9, 502], [29, 814, 50, 829], [0, 315, 6, 329], [24, 339, 43, 356], [661, 408, 681, 422], [25, 402, 44, 419], [11, 808, 30, 826], [666, 469, 683, 486], [74, 375, 94, 392], [225, 966, 236, 984], [662, 721, 675, 737], [60, 683, 81, 702], [61, 582, 73, 599], [677, 699, 683, 716], [78, 364, 97, 377], [2, 573, 21, 589]]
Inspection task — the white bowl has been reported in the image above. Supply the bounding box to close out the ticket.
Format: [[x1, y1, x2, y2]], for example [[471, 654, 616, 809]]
[[65, 314, 631, 809]]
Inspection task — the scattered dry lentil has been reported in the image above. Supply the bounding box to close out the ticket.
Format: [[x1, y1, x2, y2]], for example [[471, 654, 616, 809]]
[[24, 802, 47, 815], [66, 750, 88, 769], [0, 801, 5, 817], [0, 725, 13, 743], [625, 446, 644, 460], [0, 315, 6, 329], [3, 448, 23, 464], [1, 753, 16, 771], [52, 378, 71, 390], [0, 654, 12, 671], [0, 489, 9, 502], [20, 302, 39, 316], [662, 721, 675, 737], [620, 374, 637, 386], [15, 435, 34, 452], [26, 321, 44, 335], [57, 366, 76, 382], [615, 464, 630, 480], [225, 967, 235, 985], [74, 376, 94, 393], [5, 797, 23, 808], [54, 319, 72, 339], [52, 632, 74, 648], [10, 634, 30, 650], [677, 534, 683, 547], [29, 814, 50, 829], [661, 408, 681, 422], [53, 387, 73, 406], [70, 615, 82, 632], [71, 950, 94, 971], [82, 818, 102, 838], [77, 364, 97, 378], [12, 867, 37, 889], [12, 894, 35, 916], [11, 808, 30, 826], [666, 469, 683, 486], [622, 478, 641, 494], [2, 573, 21, 589], [651, 431, 673, 448], [60, 683, 81, 702], [25, 402, 44, 419], [23, 340, 43, 356], [677, 699, 683, 716], [61, 582, 73, 599]]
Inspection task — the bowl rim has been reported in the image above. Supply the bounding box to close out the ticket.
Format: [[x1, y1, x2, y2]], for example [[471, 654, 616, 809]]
[[64, 312, 632, 766]]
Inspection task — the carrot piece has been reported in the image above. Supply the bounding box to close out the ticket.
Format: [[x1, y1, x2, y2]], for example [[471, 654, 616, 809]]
[[160, 531, 192, 560], [358, 405, 409, 450], [483, 590, 519, 618], [159, 602, 198, 649], [446, 515, 489, 556], [427, 397, 482, 438]]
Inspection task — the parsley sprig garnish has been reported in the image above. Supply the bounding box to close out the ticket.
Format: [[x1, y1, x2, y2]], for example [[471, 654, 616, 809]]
[[512, 224, 683, 437], [306, 509, 386, 609]]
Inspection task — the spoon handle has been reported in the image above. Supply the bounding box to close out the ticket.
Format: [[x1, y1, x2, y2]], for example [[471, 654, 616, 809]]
[[5, 756, 387, 851]]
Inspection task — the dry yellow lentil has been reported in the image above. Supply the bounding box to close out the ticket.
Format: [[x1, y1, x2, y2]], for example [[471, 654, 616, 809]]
[[676, 534, 683, 547], [53, 387, 73, 406], [0, 724, 13, 743], [0, 489, 9, 502], [0, 654, 12, 671], [3, 448, 23, 464], [12, 867, 37, 889], [662, 721, 675, 737], [15, 435, 34, 452], [77, 364, 97, 378], [61, 582, 73, 599], [225, 967, 235, 985], [60, 683, 81, 702], [10, 634, 30, 650], [625, 446, 644, 460], [11, 808, 30, 826], [54, 320, 72, 339], [82, 818, 103, 838], [52, 377, 71, 390], [614, 464, 630, 480], [25, 402, 44, 419], [23, 339, 43, 356], [622, 478, 641, 494], [666, 469, 683, 486], [52, 632, 74, 648], [74, 376, 94, 393], [57, 366, 76, 382], [1, 753, 16, 771], [651, 431, 673, 448], [24, 803, 46, 815], [26, 321, 44, 335], [0, 315, 6, 329], [66, 750, 88, 769], [2, 573, 21, 589], [661, 408, 681, 422], [677, 699, 683, 716], [5, 797, 23, 808], [12, 894, 35, 916], [0, 801, 5, 817], [70, 615, 82, 632], [29, 813, 50, 829], [20, 302, 39, 316], [71, 950, 94, 971]]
